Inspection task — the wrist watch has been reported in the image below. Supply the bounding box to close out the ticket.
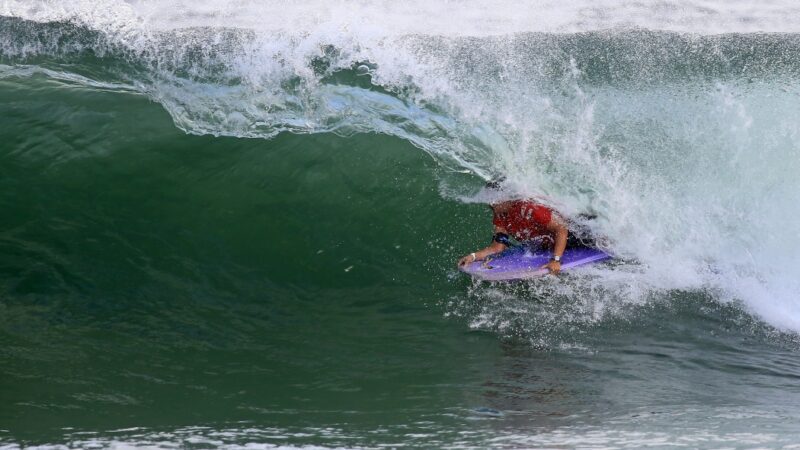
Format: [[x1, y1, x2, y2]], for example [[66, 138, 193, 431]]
[[551, 255, 561, 262]]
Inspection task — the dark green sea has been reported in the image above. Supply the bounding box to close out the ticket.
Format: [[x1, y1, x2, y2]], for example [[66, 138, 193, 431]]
[[3, 2, 800, 448]]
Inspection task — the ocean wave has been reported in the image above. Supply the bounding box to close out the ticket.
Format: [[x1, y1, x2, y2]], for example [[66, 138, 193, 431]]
[[2, 2, 800, 334]]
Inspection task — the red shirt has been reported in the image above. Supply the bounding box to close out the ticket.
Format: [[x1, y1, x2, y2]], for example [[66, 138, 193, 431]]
[[492, 200, 553, 242]]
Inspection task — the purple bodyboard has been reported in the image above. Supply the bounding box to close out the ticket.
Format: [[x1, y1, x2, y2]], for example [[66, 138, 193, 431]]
[[460, 246, 611, 281]]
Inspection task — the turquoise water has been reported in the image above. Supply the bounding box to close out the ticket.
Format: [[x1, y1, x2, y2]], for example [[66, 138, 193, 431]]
[[4, 3, 800, 448]]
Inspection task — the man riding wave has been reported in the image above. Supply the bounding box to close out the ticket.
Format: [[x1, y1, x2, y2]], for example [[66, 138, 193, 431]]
[[457, 181, 596, 275]]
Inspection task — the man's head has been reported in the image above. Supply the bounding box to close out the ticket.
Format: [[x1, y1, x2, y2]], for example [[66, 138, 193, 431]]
[[484, 177, 510, 212], [485, 178, 504, 191]]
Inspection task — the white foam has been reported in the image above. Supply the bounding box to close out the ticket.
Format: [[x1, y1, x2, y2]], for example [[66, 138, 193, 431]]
[[4, 1, 800, 332], [9, 0, 800, 35]]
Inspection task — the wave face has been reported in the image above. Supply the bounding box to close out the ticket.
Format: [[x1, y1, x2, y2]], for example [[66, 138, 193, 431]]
[[4, 2, 800, 331], [3, 2, 800, 447]]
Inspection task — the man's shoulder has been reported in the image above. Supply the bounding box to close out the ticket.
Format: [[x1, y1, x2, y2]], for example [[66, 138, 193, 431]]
[[518, 199, 550, 210]]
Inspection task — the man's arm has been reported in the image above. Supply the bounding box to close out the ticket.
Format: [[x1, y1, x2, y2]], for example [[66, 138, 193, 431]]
[[457, 226, 509, 267], [543, 213, 568, 274]]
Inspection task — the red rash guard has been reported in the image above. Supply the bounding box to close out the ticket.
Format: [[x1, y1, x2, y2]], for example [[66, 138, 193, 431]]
[[492, 200, 553, 242]]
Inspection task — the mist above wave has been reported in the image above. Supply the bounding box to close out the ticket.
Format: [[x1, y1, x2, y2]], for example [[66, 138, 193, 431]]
[[8, 0, 800, 35]]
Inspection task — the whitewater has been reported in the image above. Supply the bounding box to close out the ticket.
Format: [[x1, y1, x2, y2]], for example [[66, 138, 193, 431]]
[[7, 0, 799, 329], [3, 1, 800, 448]]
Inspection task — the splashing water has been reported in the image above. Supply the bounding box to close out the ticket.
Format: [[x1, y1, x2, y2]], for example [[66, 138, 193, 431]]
[[3, 0, 800, 334]]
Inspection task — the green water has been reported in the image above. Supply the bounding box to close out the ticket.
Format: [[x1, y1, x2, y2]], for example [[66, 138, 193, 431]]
[[0, 78, 487, 444], [4, 22, 800, 449]]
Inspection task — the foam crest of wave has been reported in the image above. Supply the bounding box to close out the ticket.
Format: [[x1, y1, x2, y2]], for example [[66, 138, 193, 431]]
[[3, 1, 800, 333], [10, 0, 800, 34]]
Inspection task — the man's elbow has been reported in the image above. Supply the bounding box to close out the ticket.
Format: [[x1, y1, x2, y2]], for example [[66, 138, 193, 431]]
[[549, 221, 568, 235]]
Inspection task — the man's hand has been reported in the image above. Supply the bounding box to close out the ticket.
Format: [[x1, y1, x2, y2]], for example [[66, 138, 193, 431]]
[[458, 253, 477, 267], [543, 260, 561, 274]]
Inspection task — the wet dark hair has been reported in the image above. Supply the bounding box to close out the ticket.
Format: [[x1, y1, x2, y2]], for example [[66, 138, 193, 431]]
[[485, 176, 506, 191], [485, 177, 507, 209]]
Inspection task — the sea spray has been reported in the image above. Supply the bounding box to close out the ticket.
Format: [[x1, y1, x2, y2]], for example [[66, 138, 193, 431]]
[[2, 1, 800, 333]]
